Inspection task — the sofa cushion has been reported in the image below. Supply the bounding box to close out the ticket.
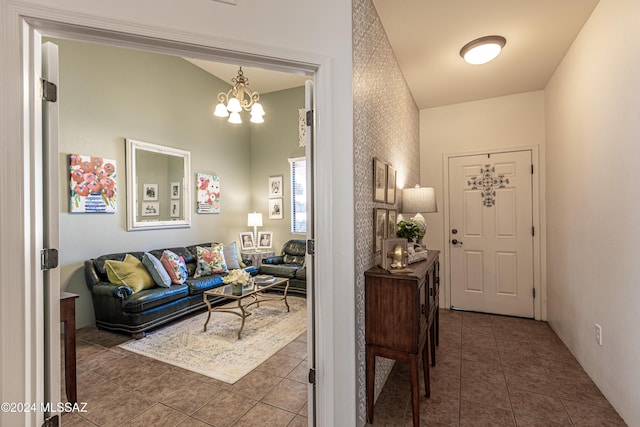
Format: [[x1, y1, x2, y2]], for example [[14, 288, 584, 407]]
[[121, 284, 189, 313], [194, 245, 228, 278], [223, 241, 243, 270], [185, 275, 224, 295], [105, 254, 155, 293], [258, 264, 299, 279], [142, 252, 171, 288], [283, 254, 305, 266], [94, 252, 145, 277], [295, 267, 306, 281], [161, 250, 188, 284]]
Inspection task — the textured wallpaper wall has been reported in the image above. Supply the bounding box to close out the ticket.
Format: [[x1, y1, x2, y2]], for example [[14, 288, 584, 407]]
[[353, 0, 421, 424]]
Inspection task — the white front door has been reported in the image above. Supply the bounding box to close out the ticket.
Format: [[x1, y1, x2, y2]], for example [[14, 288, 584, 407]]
[[449, 150, 534, 317]]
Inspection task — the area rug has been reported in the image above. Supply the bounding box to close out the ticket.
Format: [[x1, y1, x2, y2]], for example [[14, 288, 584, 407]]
[[118, 296, 307, 384]]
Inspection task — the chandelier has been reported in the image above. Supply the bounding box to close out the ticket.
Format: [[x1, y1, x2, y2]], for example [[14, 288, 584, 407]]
[[213, 67, 265, 124]]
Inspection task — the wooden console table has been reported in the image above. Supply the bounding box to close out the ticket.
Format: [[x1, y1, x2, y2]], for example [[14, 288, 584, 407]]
[[365, 250, 440, 426], [60, 292, 79, 404]]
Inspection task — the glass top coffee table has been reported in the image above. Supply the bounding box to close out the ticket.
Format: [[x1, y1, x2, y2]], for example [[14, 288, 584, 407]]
[[202, 277, 290, 339]]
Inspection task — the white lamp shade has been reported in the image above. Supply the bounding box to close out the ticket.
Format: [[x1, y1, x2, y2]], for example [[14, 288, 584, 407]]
[[402, 186, 437, 214], [228, 111, 242, 124], [214, 103, 229, 117], [226, 97, 242, 113], [251, 102, 265, 116], [250, 113, 264, 123], [247, 212, 263, 227]]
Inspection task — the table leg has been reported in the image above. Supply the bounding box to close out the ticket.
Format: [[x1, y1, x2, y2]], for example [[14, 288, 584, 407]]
[[422, 339, 430, 398], [410, 355, 420, 426], [366, 346, 375, 423]]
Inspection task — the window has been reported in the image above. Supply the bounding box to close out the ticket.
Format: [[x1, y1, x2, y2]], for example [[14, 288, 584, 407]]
[[289, 157, 307, 233]]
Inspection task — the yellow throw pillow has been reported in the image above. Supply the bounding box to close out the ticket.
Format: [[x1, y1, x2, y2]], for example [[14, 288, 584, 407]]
[[105, 254, 155, 293]]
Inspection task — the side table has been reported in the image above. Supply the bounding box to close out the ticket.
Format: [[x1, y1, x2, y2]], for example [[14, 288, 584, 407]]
[[241, 250, 275, 267]]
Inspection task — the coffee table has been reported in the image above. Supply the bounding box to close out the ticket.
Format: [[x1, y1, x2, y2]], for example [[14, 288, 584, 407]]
[[202, 277, 290, 339]]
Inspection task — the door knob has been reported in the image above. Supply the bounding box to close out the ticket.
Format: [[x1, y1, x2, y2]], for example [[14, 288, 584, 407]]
[[451, 239, 463, 245]]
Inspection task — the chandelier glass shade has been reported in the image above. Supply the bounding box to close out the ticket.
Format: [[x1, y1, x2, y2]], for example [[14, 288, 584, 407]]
[[214, 67, 265, 124]]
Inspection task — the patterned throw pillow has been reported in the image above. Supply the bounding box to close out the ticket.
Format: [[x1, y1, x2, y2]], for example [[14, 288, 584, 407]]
[[194, 245, 228, 278], [105, 254, 155, 293], [160, 250, 188, 284]]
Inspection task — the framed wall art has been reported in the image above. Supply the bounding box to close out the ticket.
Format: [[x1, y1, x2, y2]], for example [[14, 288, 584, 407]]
[[141, 202, 159, 216], [170, 182, 181, 199], [269, 175, 283, 198], [196, 173, 220, 214], [373, 157, 386, 203], [269, 198, 283, 219], [373, 208, 388, 252], [170, 200, 180, 218], [68, 153, 117, 213], [388, 209, 398, 238], [142, 183, 158, 201], [386, 165, 396, 204]]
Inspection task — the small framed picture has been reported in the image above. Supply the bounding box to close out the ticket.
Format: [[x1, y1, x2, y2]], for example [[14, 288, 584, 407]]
[[386, 165, 396, 204], [170, 200, 180, 218], [373, 208, 388, 252], [239, 232, 255, 250], [170, 182, 180, 200], [380, 238, 408, 271], [269, 176, 283, 198], [143, 184, 158, 201], [373, 158, 386, 203], [269, 198, 283, 219], [388, 209, 397, 238], [257, 231, 273, 249], [141, 202, 159, 216]]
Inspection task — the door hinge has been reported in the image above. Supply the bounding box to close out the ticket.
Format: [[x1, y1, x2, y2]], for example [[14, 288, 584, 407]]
[[531, 164, 534, 174], [42, 415, 59, 427], [307, 239, 315, 255], [41, 78, 57, 102], [305, 109, 314, 126], [532, 226, 535, 236], [532, 288, 536, 298], [308, 368, 316, 384], [41, 248, 59, 270]]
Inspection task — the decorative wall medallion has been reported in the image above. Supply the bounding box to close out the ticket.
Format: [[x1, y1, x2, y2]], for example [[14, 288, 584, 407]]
[[467, 164, 510, 207]]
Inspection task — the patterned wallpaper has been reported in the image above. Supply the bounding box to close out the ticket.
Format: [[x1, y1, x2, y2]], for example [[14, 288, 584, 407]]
[[352, 0, 421, 424]]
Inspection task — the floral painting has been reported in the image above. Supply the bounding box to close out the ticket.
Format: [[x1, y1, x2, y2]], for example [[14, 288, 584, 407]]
[[197, 173, 220, 214], [69, 153, 117, 213]]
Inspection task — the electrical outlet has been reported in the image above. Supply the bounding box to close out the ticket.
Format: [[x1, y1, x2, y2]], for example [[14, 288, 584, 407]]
[[595, 323, 602, 346]]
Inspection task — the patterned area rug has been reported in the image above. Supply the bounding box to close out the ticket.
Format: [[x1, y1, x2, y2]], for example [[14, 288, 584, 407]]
[[119, 296, 307, 384]]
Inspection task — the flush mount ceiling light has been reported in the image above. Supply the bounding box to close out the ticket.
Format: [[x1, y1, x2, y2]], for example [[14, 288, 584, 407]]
[[214, 67, 265, 124], [460, 35, 506, 65]]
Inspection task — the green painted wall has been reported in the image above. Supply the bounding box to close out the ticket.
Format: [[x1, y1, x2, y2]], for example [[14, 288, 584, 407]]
[[250, 87, 306, 252], [50, 38, 302, 327]]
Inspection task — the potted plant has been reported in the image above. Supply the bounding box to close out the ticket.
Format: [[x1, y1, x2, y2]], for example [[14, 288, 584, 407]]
[[396, 220, 420, 243]]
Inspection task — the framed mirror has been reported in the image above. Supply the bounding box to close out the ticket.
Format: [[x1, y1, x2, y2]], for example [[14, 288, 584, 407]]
[[126, 138, 191, 231]]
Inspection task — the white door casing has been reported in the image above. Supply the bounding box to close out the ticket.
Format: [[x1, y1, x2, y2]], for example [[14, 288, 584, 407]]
[[42, 41, 62, 421], [448, 150, 534, 317]]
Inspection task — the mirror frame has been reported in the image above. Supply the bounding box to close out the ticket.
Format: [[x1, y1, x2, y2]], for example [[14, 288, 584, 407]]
[[126, 138, 192, 231]]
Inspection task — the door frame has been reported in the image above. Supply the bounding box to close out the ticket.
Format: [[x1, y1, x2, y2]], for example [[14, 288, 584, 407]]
[[8, 6, 334, 425], [442, 145, 545, 320]]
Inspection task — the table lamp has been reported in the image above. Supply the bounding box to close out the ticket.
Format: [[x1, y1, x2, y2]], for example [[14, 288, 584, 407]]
[[401, 186, 437, 246], [247, 212, 263, 251]]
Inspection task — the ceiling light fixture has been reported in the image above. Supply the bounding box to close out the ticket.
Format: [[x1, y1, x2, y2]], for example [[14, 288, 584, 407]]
[[213, 67, 265, 124], [460, 35, 506, 65]]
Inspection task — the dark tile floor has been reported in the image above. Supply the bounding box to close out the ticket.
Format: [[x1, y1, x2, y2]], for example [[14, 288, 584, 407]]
[[61, 309, 626, 426], [368, 309, 627, 426], [61, 324, 309, 427]]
